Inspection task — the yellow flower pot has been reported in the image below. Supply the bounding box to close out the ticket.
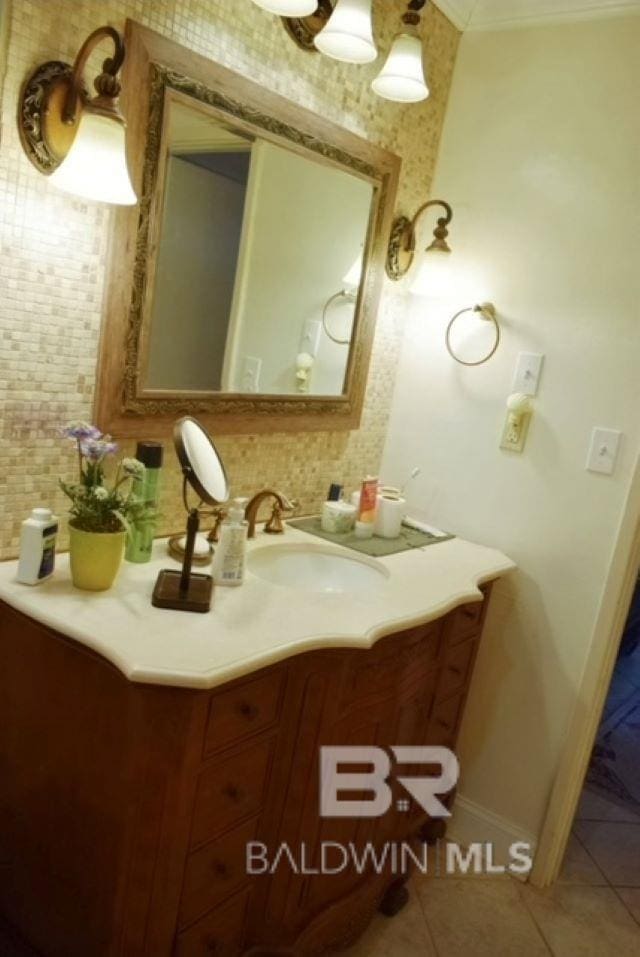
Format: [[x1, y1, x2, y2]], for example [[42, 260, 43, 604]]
[[69, 525, 126, 592]]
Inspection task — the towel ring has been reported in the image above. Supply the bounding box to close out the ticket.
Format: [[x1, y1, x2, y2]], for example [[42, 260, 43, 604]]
[[445, 302, 500, 366], [322, 289, 357, 345]]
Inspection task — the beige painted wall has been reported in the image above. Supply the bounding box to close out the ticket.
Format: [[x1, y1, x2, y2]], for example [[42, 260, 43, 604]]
[[229, 140, 372, 396], [0, 0, 459, 557], [382, 15, 640, 842]]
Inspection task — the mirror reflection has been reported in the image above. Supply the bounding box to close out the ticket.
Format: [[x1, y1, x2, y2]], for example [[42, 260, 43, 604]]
[[143, 95, 374, 398]]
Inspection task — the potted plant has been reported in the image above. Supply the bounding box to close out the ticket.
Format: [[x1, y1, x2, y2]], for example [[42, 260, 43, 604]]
[[60, 422, 154, 591]]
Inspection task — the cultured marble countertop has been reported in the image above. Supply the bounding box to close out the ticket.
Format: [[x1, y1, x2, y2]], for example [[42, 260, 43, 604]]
[[0, 525, 515, 690]]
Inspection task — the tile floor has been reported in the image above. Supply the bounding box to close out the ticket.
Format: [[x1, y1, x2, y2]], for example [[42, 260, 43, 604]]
[[342, 792, 640, 957]]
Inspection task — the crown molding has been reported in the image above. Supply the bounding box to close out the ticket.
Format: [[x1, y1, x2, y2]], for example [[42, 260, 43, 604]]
[[467, 2, 640, 31], [432, 0, 472, 31]]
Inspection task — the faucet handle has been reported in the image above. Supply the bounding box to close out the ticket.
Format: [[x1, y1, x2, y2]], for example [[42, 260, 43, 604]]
[[264, 497, 298, 534]]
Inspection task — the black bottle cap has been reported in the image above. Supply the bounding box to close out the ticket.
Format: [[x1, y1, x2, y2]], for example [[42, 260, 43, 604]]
[[135, 441, 164, 469]]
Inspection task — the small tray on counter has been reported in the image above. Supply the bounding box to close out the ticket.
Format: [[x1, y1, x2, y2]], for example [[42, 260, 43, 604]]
[[287, 516, 454, 557]]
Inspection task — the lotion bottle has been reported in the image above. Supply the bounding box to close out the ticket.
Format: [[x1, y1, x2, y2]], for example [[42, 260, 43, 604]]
[[17, 507, 59, 585], [212, 499, 248, 587]]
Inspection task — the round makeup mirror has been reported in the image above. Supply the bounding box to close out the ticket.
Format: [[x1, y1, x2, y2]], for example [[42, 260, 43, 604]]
[[174, 416, 229, 506], [153, 417, 229, 614]]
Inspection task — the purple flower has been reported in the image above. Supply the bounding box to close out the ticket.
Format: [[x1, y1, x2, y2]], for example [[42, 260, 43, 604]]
[[61, 421, 102, 441], [80, 438, 118, 462]]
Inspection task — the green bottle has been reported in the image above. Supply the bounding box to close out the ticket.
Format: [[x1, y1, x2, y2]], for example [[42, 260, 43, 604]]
[[125, 441, 164, 563]]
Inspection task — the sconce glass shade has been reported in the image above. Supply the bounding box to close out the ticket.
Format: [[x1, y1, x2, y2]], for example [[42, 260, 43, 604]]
[[409, 248, 453, 298], [314, 0, 377, 64], [372, 33, 429, 103], [49, 112, 137, 205], [342, 252, 363, 290], [251, 0, 318, 14]]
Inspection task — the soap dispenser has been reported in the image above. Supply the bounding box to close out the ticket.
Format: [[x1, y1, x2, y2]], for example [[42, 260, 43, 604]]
[[212, 498, 248, 587]]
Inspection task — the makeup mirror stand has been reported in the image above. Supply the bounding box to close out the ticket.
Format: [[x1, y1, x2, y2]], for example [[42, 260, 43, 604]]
[[153, 475, 215, 613], [152, 418, 231, 614]]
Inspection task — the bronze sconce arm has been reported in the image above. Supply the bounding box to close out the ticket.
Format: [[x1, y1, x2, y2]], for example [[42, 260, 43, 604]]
[[386, 199, 453, 281], [19, 24, 127, 176]]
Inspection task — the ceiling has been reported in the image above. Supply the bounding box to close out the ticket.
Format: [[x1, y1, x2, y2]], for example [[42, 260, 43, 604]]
[[435, 0, 640, 30]]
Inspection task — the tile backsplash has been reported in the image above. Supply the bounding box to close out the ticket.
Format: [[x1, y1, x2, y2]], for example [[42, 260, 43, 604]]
[[0, 0, 459, 557]]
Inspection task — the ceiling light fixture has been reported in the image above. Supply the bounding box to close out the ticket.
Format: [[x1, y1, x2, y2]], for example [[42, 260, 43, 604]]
[[18, 25, 137, 205]]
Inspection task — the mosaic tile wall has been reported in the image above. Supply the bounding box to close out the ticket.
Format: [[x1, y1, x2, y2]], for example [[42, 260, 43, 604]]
[[0, 0, 459, 557]]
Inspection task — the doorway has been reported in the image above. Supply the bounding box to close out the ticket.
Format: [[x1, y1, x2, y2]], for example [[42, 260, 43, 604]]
[[562, 577, 640, 897]]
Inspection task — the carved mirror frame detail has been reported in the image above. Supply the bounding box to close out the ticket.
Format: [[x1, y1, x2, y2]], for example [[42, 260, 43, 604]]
[[95, 21, 401, 436]]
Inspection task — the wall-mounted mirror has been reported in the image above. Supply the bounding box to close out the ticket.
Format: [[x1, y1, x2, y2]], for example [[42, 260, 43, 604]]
[[143, 95, 373, 397], [95, 21, 400, 436]]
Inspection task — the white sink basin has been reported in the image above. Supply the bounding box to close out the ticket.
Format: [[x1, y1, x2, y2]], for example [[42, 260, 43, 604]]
[[247, 542, 389, 593]]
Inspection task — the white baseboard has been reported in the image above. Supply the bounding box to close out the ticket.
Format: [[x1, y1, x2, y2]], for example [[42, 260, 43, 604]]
[[448, 794, 537, 878]]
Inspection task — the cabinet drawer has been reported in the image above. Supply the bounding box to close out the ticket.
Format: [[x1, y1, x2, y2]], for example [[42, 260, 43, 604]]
[[174, 887, 250, 957], [342, 621, 443, 706], [204, 668, 285, 756], [192, 738, 273, 847], [435, 638, 477, 701], [428, 693, 465, 745], [180, 818, 257, 928], [447, 600, 484, 644]]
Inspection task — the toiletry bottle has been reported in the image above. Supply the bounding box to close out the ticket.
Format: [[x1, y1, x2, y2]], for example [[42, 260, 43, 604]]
[[17, 507, 59, 585], [212, 499, 248, 587], [125, 441, 164, 564]]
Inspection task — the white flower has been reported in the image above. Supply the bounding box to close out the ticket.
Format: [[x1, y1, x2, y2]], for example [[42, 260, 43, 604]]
[[122, 457, 146, 479], [93, 486, 109, 500]]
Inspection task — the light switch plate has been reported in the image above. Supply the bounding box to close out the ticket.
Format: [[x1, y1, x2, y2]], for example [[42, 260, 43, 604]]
[[586, 428, 622, 475], [241, 356, 262, 393], [300, 319, 321, 357], [512, 352, 544, 396]]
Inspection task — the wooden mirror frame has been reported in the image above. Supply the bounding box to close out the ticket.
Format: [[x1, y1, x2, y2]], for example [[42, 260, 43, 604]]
[[95, 20, 401, 437]]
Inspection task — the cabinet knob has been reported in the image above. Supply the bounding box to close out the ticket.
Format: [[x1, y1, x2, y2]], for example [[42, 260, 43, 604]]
[[239, 701, 258, 720], [213, 859, 229, 878], [204, 935, 219, 954]]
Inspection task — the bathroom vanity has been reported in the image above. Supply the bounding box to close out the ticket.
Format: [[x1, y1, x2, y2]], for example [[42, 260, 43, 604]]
[[0, 529, 514, 956]]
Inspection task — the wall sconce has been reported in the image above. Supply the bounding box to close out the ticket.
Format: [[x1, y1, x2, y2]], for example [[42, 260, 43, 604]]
[[386, 199, 453, 293], [18, 26, 137, 205], [314, 0, 377, 64], [257, 0, 430, 104], [372, 1, 429, 102]]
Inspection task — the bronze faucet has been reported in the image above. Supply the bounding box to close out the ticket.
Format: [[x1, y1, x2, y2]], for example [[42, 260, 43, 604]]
[[245, 489, 295, 539]]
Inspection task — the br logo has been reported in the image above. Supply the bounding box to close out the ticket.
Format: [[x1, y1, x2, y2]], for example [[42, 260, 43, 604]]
[[320, 746, 460, 819]]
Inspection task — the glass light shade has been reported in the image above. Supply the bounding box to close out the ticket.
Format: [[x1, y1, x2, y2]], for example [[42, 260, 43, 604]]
[[49, 111, 137, 205], [314, 0, 377, 64], [251, 0, 318, 14], [372, 33, 429, 103], [342, 252, 363, 290], [409, 248, 453, 298]]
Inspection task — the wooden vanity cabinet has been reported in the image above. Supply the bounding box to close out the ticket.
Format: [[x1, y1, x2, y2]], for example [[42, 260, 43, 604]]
[[0, 585, 493, 957]]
